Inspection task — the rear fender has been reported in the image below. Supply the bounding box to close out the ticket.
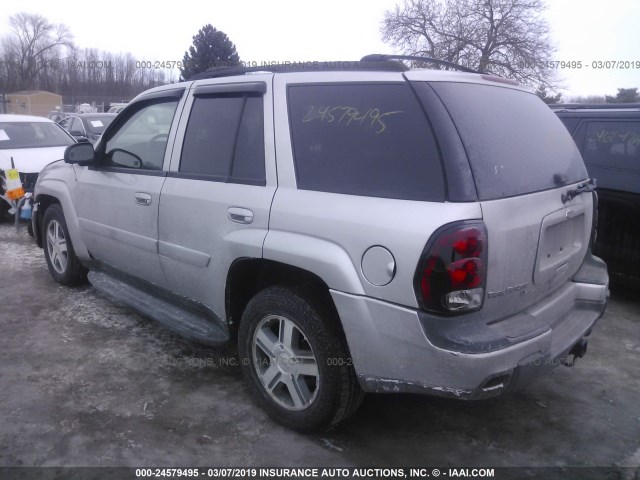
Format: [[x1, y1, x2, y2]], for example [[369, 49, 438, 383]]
[[262, 231, 365, 295]]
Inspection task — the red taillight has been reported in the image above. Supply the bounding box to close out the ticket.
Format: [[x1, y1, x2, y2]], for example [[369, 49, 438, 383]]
[[449, 258, 483, 288], [415, 223, 487, 314]]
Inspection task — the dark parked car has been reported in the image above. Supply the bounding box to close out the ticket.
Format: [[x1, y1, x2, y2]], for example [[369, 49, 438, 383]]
[[59, 113, 117, 145], [552, 103, 640, 281]]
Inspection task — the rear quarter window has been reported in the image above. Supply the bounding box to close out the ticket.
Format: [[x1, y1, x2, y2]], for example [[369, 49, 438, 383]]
[[430, 82, 587, 200], [287, 83, 445, 201]]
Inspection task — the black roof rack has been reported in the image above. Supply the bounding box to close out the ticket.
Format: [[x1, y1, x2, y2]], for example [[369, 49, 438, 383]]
[[189, 59, 408, 80], [549, 103, 640, 110], [361, 54, 480, 74], [188, 53, 482, 80]]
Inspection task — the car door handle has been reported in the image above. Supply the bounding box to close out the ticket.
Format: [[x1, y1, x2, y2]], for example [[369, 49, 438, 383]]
[[227, 207, 254, 224], [134, 192, 152, 206]]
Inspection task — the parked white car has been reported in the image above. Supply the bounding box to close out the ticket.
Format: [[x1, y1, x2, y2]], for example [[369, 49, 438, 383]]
[[0, 114, 76, 220]]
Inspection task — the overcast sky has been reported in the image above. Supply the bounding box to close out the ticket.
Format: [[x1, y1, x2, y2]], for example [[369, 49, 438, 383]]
[[0, 0, 638, 98]]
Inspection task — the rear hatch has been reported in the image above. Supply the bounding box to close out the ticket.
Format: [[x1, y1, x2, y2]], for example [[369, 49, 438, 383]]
[[423, 79, 592, 319]]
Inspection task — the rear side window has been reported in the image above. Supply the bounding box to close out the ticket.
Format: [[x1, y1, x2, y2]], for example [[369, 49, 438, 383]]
[[180, 94, 265, 185], [583, 121, 640, 172], [431, 83, 587, 200], [288, 83, 444, 201]]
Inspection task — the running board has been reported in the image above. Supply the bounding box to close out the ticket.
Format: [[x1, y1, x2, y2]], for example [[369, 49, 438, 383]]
[[88, 270, 229, 346]]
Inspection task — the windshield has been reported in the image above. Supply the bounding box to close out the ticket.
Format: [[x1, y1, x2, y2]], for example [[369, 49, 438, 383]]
[[0, 121, 75, 149]]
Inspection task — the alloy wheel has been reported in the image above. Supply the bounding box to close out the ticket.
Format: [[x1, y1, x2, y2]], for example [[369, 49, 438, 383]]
[[252, 314, 320, 410], [46, 219, 68, 274]]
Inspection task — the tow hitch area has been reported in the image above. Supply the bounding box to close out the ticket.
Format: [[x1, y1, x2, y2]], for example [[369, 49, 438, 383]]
[[562, 339, 588, 367]]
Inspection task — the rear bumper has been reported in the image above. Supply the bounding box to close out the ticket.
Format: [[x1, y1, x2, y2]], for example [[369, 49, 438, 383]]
[[331, 255, 608, 399]]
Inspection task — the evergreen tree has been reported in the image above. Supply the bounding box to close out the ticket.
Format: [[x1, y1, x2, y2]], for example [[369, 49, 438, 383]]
[[605, 88, 640, 103], [180, 25, 240, 80], [535, 86, 562, 104]]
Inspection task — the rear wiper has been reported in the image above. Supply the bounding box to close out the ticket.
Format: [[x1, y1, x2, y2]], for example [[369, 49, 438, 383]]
[[562, 178, 596, 204]]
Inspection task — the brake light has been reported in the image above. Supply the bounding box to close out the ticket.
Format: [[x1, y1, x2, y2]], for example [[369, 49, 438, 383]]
[[415, 222, 487, 314]]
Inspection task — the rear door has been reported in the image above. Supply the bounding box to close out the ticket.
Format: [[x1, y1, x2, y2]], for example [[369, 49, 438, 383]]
[[425, 80, 592, 319], [158, 77, 276, 318]]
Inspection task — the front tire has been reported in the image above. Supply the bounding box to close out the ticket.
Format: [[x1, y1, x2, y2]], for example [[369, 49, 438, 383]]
[[42, 204, 87, 286], [239, 286, 363, 431]]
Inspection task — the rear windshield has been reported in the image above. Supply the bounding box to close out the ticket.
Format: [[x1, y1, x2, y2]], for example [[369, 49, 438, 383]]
[[0, 121, 75, 149], [84, 116, 115, 134], [288, 83, 444, 201], [430, 83, 587, 200]]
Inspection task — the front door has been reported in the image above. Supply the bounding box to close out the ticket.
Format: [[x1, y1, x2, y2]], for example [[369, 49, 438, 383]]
[[75, 93, 184, 287]]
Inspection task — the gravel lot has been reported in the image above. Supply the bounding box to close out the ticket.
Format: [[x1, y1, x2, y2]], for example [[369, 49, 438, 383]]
[[0, 222, 639, 479]]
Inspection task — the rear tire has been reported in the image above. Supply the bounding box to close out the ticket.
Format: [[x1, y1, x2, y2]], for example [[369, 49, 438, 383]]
[[238, 286, 363, 431], [42, 204, 87, 286]]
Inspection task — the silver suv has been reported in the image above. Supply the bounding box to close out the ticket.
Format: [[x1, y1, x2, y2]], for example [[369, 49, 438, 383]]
[[32, 57, 609, 431]]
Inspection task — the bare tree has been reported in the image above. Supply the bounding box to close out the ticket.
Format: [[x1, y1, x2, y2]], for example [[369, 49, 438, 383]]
[[3, 12, 73, 90], [381, 0, 556, 89], [0, 12, 179, 108]]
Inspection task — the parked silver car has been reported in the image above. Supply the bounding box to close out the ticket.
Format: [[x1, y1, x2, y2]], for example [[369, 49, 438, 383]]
[[58, 113, 117, 145], [31, 56, 609, 431]]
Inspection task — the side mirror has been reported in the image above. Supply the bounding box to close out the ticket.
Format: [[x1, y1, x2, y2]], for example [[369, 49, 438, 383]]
[[76, 136, 90, 143], [64, 143, 97, 166]]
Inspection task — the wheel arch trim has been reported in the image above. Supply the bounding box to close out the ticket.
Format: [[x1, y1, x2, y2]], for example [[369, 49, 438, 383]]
[[262, 231, 365, 295], [35, 179, 89, 258]]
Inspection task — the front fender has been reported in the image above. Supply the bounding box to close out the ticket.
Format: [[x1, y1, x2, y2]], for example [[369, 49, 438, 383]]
[[34, 165, 88, 259]]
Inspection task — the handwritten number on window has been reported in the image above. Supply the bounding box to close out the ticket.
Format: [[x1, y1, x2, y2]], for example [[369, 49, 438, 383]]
[[302, 105, 403, 134], [589, 130, 640, 146]]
